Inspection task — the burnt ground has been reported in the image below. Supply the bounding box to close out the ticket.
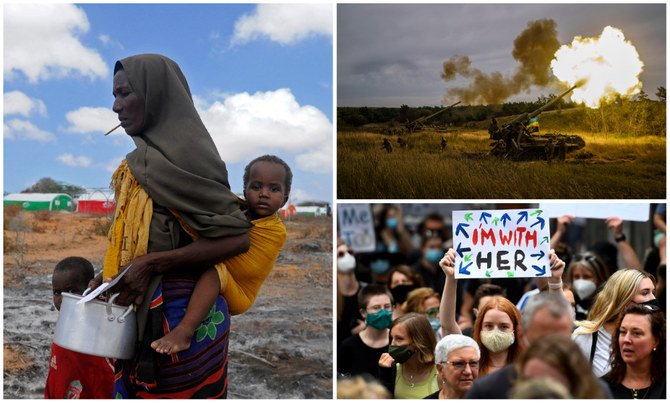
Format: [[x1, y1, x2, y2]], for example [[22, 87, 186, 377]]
[[3, 211, 333, 399]]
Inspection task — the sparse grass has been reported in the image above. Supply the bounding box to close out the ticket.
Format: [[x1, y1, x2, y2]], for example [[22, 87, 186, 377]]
[[337, 129, 665, 199], [91, 216, 113, 237]]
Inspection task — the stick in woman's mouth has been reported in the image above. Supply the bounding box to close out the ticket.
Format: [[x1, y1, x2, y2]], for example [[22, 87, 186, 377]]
[[104, 123, 122, 136]]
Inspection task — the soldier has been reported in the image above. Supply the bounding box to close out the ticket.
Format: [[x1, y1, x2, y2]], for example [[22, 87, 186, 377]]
[[382, 138, 393, 153], [397, 136, 407, 149], [440, 137, 448, 152], [488, 117, 499, 139]]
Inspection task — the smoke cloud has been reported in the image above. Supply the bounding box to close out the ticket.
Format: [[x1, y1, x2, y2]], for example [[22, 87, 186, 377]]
[[441, 19, 560, 105]]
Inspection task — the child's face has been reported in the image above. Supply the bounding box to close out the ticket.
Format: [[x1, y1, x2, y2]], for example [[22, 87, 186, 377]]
[[52, 270, 87, 311], [244, 161, 287, 219]]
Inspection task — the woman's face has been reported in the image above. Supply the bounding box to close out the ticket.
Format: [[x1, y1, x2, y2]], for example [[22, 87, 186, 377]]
[[390, 322, 412, 347], [390, 271, 412, 289], [618, 313, 658, 366], [113, 69, 145, 136], [481, 308, 514, 333], [422, 296, 440, 316], [570, 264, 595, 282], [631, 277, 656, 304]]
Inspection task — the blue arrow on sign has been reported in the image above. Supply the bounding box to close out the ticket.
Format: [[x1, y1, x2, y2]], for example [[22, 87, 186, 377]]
[[531, 250, 545, 259], [517, 211, 529, 224], [531, 216, 545, 230], [455, 223, 470, 238], [456, 242, 471, 258], [479, 212, 491, 224], [501, 213, 511, 226], [459, 261, 473, 275], [532, 265, 546, 276]]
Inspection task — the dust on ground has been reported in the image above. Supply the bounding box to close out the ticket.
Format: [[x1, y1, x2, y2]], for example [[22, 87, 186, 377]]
[[3, 210, 333, 399]]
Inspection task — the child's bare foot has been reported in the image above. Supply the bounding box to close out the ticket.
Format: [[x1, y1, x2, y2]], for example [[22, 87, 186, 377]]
[[150, 325, 194, 354]]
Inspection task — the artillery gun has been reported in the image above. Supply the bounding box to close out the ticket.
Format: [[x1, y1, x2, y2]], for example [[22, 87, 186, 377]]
[[489, 85, 585, 161], [405, 101, 461, 133]]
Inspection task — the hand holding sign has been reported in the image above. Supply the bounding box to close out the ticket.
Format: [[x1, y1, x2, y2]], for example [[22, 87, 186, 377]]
[[439, 249, 456, 277]]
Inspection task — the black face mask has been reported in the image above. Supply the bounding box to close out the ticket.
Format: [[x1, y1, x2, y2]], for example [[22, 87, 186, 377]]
[[390, 284, 416, 305], [644, 298, 661, 309]]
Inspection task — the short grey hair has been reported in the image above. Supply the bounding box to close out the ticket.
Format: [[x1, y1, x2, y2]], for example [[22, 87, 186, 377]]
[[434, 334, 480, 364], [521, 292, 573, 332]]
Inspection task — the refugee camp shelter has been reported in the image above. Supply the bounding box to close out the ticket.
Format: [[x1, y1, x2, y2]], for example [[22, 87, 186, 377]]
[[4, 193, 73, 211], [77, 189, 115, 214]]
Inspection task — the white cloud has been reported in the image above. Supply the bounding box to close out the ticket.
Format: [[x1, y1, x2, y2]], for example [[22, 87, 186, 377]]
[[98, 34, 124, 49], [4, 4, 108, 83], [4, 119, 56, 142], [64, 107, 119, 134], [4, 91, 47, 117], [57, 153, 92, 168], [197, 88, 332, 173], [232, 4, 332, 45]]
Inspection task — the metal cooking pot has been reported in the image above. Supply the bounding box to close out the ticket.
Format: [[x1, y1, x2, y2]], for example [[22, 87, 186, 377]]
[[54, 291, 137, 359]]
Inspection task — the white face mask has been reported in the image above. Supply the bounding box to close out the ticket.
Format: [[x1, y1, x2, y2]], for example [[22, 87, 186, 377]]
[[480, 330, 515, 353], [337, 252, 356, 273], [572, 279, 597, 300]]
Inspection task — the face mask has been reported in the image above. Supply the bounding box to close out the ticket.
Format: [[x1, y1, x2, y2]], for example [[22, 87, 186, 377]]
[[370, 259, 390, 274], [388, 344, 414, 364], [387, 242, 399, 254], [337, 252, 356, 273], [390, 284, 415, 305], [644, 298, 660, 309], [386, 217, 398, 230], [424, 248, 443, 264], [480, 330, 515, 353], [366, 308, 393, 330], [428, 317, 441, 332], [572, 279, 597, 300]]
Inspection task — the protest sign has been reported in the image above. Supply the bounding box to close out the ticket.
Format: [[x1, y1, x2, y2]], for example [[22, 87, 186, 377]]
[[539, 203, 649, 222], [452, 208, 551, 279], [338, 204, 376, 252]]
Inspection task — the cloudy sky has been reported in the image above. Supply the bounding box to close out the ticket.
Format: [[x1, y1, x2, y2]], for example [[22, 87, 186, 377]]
[[338, 3, 665, 107], [4, 3, 333, 203]]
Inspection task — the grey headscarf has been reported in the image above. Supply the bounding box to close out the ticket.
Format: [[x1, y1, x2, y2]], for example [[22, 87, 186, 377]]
[[114, 54, 250, 251]]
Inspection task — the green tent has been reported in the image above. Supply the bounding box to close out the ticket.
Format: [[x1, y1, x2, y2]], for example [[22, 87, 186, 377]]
[[4, 193, 73, 211]]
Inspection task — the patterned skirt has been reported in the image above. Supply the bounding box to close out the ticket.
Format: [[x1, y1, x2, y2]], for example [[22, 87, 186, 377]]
[[113, 274, 230, 398]]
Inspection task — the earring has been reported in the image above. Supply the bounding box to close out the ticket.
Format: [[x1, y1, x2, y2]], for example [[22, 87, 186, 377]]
[[653, 347, 657, 351]]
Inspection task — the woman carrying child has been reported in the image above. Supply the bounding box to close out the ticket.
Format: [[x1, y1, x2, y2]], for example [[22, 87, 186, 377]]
[[98, 54, 252, 398]]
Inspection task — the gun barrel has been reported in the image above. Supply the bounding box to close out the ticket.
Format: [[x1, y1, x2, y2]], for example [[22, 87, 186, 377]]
[[509, 84, 577, 125]]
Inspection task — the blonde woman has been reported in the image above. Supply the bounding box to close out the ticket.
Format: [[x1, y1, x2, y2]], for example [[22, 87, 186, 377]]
[[572, 269, 657, 377]]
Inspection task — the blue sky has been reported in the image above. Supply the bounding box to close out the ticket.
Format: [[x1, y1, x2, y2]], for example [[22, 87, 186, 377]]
[[4, 3, 333, 204]]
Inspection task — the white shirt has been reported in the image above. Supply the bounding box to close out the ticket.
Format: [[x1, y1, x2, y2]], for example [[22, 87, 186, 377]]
[[572, 326, 612, 378]]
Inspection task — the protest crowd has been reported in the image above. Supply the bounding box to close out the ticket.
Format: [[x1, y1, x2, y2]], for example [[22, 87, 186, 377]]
[[337, 203, 666, 399]]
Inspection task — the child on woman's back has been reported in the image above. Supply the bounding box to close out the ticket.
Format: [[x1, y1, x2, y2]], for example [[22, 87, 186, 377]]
[[46, 257, 115, 398], [151, 155, 291, 354]]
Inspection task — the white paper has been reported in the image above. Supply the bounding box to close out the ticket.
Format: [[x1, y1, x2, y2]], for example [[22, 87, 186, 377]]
[[77, 264, 132, 304]]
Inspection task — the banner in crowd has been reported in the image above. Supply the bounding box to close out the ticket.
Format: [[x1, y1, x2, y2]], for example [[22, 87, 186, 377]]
[[539, 202, 650, 221], [452, 208, 551, 279], [337, 204, 376, 252]]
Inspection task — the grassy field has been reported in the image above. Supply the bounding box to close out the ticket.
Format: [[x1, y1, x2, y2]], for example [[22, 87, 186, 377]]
[[337, 128, 666, 199]]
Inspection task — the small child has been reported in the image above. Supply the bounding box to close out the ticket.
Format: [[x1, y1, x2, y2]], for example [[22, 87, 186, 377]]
[[151, 155, 291, 354], [45, 257, 115, 399]]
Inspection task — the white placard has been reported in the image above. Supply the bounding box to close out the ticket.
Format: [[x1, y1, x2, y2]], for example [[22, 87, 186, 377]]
[[452, 208, 551, 279], [338, 204, 376, 253], [539, 203, 650, 222]]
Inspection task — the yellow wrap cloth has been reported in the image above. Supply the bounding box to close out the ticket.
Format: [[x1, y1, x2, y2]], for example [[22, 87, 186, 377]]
[[103, 160, 153, 279]]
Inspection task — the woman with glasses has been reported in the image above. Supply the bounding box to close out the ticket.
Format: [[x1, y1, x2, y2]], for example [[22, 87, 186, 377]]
[[565, 252, 609, 320], [603, 303, 666, 399], [402, 287, 442, 338], [516, 334, 606, 398], [572, 269, 657, 377], [427, 334, 480, 399], [378, 313, 439, 398]]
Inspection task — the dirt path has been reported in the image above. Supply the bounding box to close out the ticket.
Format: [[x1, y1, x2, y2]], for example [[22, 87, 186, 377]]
[[3, 210, 333, 399]]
